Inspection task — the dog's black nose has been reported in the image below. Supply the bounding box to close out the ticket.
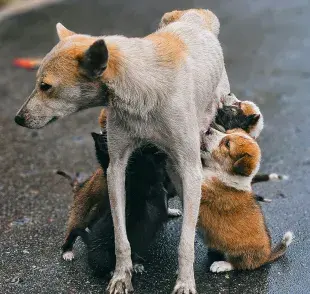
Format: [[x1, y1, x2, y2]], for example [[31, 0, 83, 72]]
[[15, 115, 25, 126]]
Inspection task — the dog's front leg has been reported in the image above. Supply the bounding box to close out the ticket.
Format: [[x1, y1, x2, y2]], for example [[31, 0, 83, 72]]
[[106, 143, 135, 294], [171, 149, 202, 294]]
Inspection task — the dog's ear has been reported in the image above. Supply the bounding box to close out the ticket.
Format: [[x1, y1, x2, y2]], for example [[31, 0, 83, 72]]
[[233, 153, 256, 176], [80, 40, 108, 79], [56, 23, 75, 40], [246, 114, 260, 127]]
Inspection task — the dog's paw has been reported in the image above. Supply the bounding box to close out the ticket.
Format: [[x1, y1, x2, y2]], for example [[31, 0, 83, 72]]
[[172, 280, 196, 294], [168, 208, 182, 218], [133, 263, 145, 275], [62, 251, 74, 261], [210, 261, 233, 273], [107, 268, 133, 294]]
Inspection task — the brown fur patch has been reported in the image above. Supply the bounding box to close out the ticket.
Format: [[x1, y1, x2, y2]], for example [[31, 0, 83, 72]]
[[160, 9, 219, 35], [98, 109, 107, 129], [102, 43, 124, 80], [160, 10, 185, 27], [65, 168, 108, 239], [199, 179, 271, 269], [213, 131, 261, 176], [240, 102, 257, 116], [145, 32, 187, 67]]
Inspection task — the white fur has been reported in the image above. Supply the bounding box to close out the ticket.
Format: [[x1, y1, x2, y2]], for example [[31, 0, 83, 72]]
[[168, 208, 183, 217], [210, 261, 234, 273], [133, 263, 145, 274], [62, 251, 74, 261], [269, 173, 289, 181], [283, 231, 293, 246], [243, 101, 264, 139], [202, 168, 252, 192]]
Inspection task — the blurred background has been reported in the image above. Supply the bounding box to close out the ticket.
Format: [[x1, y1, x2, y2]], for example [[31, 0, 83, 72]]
[[0, 0, 309, 293]]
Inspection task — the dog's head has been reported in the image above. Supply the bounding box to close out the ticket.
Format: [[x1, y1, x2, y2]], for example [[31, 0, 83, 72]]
[[15, 24, 118, 129], [159, 9, 220, 36], [201, 128, 261, 178], [215, 98, 264, 139]]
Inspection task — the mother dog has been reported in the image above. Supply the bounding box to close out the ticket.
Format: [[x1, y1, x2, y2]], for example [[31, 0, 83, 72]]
[[15, 9, 225, 294]]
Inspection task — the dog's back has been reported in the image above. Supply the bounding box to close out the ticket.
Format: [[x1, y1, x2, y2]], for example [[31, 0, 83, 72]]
[[157, 10, 224, 129]]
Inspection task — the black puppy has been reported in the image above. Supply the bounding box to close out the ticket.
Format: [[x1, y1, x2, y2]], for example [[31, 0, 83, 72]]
[[63, 131, 174, 275]]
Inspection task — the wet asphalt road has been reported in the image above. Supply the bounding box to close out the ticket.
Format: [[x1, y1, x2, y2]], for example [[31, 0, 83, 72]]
[[0, 0, 310, 293]]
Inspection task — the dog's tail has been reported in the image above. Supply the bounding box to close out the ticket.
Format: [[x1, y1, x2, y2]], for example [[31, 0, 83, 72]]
[[268, 231, 293, 263], [252, 173, 289, 184]]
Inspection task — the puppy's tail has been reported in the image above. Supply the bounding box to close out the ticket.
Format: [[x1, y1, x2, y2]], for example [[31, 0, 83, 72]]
[[268, 231, 293, 263], [55, 170, 82, 192], [254, 194, 272, 203], [252, 173, 289, 184]]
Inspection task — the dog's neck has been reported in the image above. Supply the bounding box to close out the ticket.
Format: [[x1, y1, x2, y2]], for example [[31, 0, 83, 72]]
[[102, 34, 182, 116], [202, 167, 253, 192]]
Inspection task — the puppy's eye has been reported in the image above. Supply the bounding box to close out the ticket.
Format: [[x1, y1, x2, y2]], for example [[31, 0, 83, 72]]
[[225, 139, 230, 149], [40, 82, 52, 92]]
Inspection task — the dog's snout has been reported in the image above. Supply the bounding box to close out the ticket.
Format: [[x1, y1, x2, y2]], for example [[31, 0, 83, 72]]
[[14, 115, 26, 126]]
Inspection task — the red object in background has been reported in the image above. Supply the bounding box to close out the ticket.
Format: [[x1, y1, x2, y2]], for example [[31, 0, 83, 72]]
[[13, 58, 42, 70]]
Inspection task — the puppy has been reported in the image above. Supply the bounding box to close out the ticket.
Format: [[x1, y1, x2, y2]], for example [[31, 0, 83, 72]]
[[60, 127, 177, 275], [15, 9, 226, 292], [199, 128, 293, 272], [213, 93, 264, 139]]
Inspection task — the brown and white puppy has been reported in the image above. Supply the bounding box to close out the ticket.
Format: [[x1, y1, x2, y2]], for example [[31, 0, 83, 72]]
[[199, 128, 293, 272]]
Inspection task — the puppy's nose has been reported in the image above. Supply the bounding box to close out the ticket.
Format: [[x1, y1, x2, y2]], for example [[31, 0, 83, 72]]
[[14, 115, 25, 126]]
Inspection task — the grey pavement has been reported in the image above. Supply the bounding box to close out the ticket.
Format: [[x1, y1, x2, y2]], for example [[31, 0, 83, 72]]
[[0, 0, 310, 293]]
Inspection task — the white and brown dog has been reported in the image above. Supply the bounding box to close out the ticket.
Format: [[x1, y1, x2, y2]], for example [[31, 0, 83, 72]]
[[14, 9, 227, 294], [199, 128, 293, 272]]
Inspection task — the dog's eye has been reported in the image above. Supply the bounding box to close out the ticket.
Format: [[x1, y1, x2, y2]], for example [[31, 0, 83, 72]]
[[225, 139, 230, 149], [40, 82, 52, 92]]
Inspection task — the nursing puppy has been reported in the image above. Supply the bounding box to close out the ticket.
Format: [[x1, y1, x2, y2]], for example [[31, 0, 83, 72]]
[[15, 9, 225, 293], [61, 130, 171, 274], [213, 93, 264, 139], [199, 128, 293, 272]]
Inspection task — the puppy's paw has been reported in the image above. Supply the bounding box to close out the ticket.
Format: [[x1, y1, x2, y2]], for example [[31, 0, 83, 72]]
[[168, 208, 182, 218], [107, 267, 133, 294], [62, 251, 74, 261], [133, 263, 145, 275], [210, 261, 233, 273], [172, 280, 196, 294]]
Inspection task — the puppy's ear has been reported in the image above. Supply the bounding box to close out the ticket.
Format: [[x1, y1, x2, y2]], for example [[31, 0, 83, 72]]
[[80, 40, 108, 78], [233, 153, 256, 176], [56, 23, 75, 40], [246, 114, 260, 127], [91, 132, 100, 142]]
